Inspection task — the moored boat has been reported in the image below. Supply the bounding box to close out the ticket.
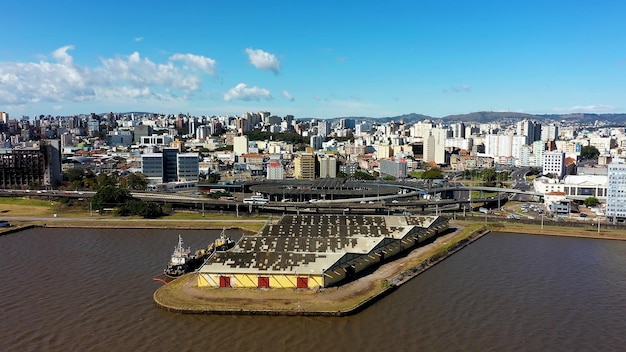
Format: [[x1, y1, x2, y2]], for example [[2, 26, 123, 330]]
[[162, 229, 235, 279]]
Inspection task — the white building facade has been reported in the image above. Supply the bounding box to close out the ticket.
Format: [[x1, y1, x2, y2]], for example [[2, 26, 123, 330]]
[[607, 160, 626, 223]]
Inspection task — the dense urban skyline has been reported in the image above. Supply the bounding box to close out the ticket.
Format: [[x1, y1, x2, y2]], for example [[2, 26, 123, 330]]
[[2, 1, 626, 119]]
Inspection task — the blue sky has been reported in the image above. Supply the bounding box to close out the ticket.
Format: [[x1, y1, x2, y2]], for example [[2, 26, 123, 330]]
[[1, 1, 625, 119]]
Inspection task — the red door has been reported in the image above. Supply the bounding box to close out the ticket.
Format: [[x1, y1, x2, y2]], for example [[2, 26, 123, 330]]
[[258, 277, 270, 288], [219, 276, 230, 287], [297, 277, 308, 289]]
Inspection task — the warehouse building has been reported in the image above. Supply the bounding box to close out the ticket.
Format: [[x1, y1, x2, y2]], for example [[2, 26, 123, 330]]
[[197, 214, 448, 289]]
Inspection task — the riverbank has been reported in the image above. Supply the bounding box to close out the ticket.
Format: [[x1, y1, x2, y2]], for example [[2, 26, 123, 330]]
[[480, 220, 626, 241], [153, 222, 490, 316]]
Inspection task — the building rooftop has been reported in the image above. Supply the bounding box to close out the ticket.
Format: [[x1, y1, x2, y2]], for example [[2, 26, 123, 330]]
[[199, 214, 445, 276]]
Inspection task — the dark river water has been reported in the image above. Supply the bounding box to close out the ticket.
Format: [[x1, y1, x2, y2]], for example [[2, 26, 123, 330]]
[[2, 228, 626, 352]]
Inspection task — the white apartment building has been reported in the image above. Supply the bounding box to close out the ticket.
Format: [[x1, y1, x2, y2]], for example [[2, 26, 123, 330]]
[[607, 160, 626, 223], [542, 150, 566, 179], [233, 135, 249, 156], [266, 160, 284, 180], [318, 154, 337, 178]]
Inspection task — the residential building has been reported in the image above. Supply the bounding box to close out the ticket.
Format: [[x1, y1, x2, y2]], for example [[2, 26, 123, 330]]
[[607, 159, 626, 223], [294, 152, 315, 180], [233, 135, 249, 156], [318, 154, 337, 178], [266, 160, 284, 180]]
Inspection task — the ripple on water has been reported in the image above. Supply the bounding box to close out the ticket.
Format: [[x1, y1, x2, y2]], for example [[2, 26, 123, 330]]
[[2, 229, 626, 351]]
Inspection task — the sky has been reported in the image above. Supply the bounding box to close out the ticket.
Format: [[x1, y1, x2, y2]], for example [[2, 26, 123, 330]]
[[1, 0, 626, 119]]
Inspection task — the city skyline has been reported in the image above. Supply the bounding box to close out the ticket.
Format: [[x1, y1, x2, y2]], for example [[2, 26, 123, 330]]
[[2, 1, 626, 119]]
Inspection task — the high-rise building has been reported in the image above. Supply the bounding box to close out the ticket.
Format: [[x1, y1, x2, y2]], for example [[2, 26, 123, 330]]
[[177, 153, 199, 181], [310, 135, 324, 150], [0, 140, 61, 188], [294, 152, 315, 180], [541, 124, 559, 142], [517, 119, 539, 145], [162, 148, 179, 182], [233, 135, 249, 156], [607, 159, 626, 224], [141, 154, 164, 183], [318, 154, 337, 178]]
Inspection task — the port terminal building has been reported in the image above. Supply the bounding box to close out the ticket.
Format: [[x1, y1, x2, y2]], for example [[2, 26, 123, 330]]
[[197, 214, 449, 289]]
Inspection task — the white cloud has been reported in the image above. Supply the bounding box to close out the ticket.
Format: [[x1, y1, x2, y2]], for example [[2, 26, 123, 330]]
[[551, 104, 617, 113], [282, 90, 294, 101], [134, 37, 144, 42], [245, 48, 281, 74], [169, 53, 217, 75], [223, 83, 272, 101], [0, 46, 218, 106]]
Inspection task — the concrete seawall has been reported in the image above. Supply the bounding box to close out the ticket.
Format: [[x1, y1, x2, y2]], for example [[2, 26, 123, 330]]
[[0, 224, 37, 236]]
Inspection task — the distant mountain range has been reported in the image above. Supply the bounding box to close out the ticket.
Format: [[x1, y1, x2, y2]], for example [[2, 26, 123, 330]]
[[337, 111, 626, 125]]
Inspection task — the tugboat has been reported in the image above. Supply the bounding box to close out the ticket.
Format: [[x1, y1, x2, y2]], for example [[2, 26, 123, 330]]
[[161, 229, 235, 280]]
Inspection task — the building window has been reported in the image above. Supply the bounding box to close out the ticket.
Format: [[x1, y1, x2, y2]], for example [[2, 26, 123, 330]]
[[297, 277, 308, 289], [219, 276, 231, 288], [258, 276, 270, 288]]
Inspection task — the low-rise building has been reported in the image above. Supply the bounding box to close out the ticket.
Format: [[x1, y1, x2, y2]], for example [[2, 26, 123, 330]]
[[197, 214, 448, 289]]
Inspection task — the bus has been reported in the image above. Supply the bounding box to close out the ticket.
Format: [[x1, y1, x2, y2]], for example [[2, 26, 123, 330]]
[[243, 195, 269, 204]]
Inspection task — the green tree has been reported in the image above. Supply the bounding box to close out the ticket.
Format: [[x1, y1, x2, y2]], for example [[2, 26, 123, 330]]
[[581, 145, 600, 160], [584, 196, 599, 207], [421, 168, 444, 179], [481, 168, 497, 183], [124, 173, 148, 190], [353, 170, 376, 180], [97, 173, 118, 189], [91, 185, 133, 213]]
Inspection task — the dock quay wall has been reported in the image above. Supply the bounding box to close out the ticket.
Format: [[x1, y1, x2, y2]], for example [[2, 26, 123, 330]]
[[153, 226, 490, 317]]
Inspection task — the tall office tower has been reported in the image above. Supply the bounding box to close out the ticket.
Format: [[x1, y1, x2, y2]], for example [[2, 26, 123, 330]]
[[532, 140, 546, 167], [431, 127, 449, 164], [318, 120, 329, 137], [339, 118, 355, 130], [541, 123, 559, 142], [294, 152, 315, 180], [517, 119, 538, 145], [542, 150, 566, 179], [0, 112, 8, 124], [606, 159, 626, 224], [410, 120, 434, 138], [162, 148, 179, 182], [310, 135, 324, 150], [451, 122, 465, 138], [141, 154, 164, 183], [484, 134, 500, 158], [498, 133, 513, 158], [176, 153, 199, 181], [511, 135, 527, 161]]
